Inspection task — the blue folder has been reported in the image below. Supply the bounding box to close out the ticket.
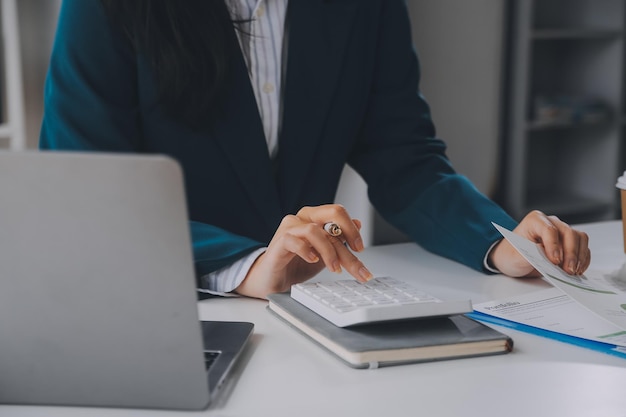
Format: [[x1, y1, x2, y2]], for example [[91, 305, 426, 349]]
[[466, 311, 626, 360]]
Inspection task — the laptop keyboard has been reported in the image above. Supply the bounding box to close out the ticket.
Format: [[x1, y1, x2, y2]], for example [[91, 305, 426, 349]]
[[204, 351, 221, 370]]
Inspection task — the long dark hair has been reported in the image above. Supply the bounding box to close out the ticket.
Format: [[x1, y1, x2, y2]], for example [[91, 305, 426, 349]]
[[99, 0, 237, 128]]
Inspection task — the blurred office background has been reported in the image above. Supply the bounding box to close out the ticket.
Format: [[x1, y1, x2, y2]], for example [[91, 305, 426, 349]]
[[11, 0, 60, 150], [343, 0, 625, 244], [5, 0, 624, 245]]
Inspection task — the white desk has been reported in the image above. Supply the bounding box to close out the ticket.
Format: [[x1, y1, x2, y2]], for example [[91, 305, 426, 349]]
[[4, 221, 626, 417]]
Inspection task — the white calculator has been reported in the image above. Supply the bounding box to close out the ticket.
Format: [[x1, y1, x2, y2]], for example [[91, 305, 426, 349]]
[[290, 276, 472, 327]]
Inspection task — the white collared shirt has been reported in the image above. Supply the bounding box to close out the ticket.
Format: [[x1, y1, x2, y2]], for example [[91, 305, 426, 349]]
[[228, 0, 287, 158]]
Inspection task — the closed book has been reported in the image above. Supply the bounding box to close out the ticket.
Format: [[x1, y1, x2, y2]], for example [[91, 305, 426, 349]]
[[267, 293, 513, 369]]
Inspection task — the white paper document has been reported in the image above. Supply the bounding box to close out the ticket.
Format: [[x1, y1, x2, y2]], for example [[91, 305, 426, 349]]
[[473, 224, 626, 347], [474, 287, 626, 347]]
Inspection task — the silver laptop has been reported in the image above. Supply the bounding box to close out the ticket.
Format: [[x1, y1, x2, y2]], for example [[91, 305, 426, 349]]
[[0, 150, 253, 410]]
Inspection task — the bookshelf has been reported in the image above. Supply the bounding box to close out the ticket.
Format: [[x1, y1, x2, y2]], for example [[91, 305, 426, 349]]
[[502, 0, 625, 223]]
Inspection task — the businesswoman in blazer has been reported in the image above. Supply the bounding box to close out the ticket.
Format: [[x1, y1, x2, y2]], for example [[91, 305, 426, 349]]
[[40, 0, 590, 299]]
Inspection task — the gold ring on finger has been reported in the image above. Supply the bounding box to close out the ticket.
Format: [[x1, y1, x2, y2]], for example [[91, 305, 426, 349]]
[[323, 222, 342, 237]]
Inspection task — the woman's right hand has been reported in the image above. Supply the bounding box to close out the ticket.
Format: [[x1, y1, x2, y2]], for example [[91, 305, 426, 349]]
[[234, 204, 373, 299]]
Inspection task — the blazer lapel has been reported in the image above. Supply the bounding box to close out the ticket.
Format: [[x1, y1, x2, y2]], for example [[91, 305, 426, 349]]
[[210, 28, 283, 232], [277, 0, 357, 211]]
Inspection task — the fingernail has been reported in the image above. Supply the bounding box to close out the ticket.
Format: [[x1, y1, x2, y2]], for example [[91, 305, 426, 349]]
[[359, 266, 373, 281], [576, 261, 581, 275], [332, 260, 342, 273], [553, 250, 562, 264], [567, 260, 576, 274], [354, 237, 364, 252], [308, 252, 319, 263]]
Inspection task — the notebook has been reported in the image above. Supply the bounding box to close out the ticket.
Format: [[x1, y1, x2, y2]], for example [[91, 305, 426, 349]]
[[268, 292, 513, 369], [0, 150, 253, 410]]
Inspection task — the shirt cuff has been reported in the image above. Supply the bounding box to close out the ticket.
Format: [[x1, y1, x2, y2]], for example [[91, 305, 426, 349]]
[[197, 247, 266, 297], [483, 239, 501, 274]]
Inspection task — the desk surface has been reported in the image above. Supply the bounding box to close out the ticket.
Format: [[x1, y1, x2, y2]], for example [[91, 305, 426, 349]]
[[4, 221, 626, 417]]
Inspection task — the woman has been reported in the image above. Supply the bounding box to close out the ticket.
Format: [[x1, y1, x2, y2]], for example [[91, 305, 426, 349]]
[[40, 0, 590, 299]]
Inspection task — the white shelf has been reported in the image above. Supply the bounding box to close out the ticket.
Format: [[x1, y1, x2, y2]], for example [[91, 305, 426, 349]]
[[526, 119, 613, 131], [532, 29, 623, 40], [524, 191, 614, 219], [503, 0, 624, 224]]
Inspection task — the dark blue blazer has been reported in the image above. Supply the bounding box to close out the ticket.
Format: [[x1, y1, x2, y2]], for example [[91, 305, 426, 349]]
[[40, 0, 517, 282]]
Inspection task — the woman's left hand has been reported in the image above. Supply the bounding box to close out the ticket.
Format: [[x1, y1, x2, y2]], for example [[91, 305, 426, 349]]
[[488, 210, 591, 277]]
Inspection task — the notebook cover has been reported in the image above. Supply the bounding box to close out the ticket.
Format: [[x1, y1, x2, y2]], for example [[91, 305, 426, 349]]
[[267, 292, 513, 369]]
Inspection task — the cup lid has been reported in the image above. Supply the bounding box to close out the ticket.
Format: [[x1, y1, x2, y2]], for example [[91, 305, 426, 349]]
[[617, 171, 626, 190]]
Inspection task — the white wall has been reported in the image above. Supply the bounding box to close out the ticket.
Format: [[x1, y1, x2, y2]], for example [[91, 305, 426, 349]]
[[17, 0, 61, 149], [407, 0, 507, 197]]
